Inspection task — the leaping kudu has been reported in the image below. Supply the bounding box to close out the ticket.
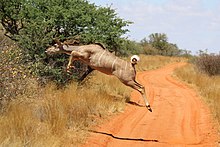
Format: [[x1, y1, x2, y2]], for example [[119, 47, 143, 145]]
[[46, 40, 152, 112]]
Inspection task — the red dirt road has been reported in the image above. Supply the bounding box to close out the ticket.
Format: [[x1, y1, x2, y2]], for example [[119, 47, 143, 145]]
[[83, 63, 218, 147]]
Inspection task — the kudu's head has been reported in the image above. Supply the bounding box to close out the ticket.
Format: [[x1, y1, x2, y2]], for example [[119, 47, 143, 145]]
[[45, 39, 66, 55]]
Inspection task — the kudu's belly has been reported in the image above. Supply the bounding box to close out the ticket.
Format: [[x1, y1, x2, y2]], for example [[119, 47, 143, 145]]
[[87, 52, 117, 75], [90, 66, 113, 75]]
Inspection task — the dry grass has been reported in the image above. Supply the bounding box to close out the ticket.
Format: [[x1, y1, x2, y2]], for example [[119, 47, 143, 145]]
[[174, 64, 220, 126], [136, 55, 186, 71], [0, 74, 129, 146], [0, 55, 184, 146], [0, 70, 131, 146]]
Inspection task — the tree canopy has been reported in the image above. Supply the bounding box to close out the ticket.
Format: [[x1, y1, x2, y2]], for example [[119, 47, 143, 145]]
[[0, 0, 132, 84], [141, 33, 181, 56]]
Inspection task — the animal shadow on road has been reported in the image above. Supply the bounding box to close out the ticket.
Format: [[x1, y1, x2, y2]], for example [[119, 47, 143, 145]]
[[127, 101, 145, 107], [89, 130, 158, 142]]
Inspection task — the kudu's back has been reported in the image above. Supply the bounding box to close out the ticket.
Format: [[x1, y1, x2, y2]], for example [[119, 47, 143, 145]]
[[75, 44, 135, 77]]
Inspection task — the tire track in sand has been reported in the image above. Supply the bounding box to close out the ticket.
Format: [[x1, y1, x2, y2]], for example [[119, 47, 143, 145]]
[[83, 63, 218, 147]]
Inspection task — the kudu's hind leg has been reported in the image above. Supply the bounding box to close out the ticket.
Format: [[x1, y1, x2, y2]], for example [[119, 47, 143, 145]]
[[78, 66, 94, 82], [127, 80, 152, 112]]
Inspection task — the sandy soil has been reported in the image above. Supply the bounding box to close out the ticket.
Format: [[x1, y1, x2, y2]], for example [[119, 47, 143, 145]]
[[82, 63, 218, 147]]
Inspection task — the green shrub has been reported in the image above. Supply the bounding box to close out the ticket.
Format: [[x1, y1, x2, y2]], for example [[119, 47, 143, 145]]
[[119, 40, 143, 56], [140, 33, 181, 56]]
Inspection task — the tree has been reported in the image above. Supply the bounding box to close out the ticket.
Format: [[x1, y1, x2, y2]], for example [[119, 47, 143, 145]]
[[141, 33, 182, 56], [148, 33, 168, 54], [0, 0, 131, 84]]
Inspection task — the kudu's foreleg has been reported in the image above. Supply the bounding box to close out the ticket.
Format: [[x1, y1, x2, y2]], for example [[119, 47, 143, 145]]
[[126, 80, 152, 112], [67, 51, 82, 73]]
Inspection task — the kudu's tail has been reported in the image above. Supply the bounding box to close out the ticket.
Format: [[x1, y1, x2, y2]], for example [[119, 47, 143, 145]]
[[130, 55, 140, 65]]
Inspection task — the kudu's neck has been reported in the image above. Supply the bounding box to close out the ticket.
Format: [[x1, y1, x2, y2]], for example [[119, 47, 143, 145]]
[[61, 50, 72, 55]]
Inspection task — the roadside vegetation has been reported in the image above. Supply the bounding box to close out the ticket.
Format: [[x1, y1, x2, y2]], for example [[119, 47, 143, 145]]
[[174, 54, 220, 127], [137, 54, 186, 72], [0, 72, 129, 146]]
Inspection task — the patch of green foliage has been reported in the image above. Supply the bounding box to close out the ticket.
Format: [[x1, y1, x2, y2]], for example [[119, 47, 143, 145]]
[[0, 0, 132, 85], [140, 33, 191, 57]]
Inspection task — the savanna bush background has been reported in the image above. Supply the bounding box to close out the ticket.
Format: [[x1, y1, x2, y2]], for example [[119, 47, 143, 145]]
[[195, 54, 220, 76]]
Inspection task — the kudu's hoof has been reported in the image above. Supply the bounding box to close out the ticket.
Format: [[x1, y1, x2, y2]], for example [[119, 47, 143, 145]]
[[66, 66, 76, 74], [147, 105, 152, 112]]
